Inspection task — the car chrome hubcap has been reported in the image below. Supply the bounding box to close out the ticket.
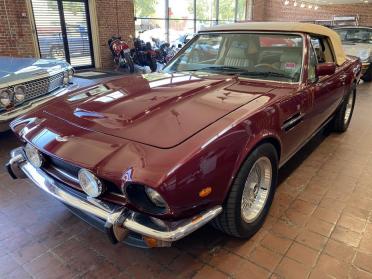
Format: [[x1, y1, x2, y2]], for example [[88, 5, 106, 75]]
[[344, 93, 354, 125], [241, 157, 272, 223]]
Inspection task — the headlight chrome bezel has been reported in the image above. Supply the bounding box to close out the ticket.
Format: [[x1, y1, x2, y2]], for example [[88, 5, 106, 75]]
[[145, 187, 168, 209], [63, 71, 69, 85], [125, 183, 170, 214], [0, 89, 13, 108], [13, 85, 27, 103], [68, 69, 74, 83], [358, 49, 371, 62], [78, 169, 105, 198], [24, 143, 44, 168]]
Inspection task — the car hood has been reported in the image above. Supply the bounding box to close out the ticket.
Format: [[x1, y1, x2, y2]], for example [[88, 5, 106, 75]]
[[40, 72, 272, 149], [0, 56, 70, 86], [342, 43, 372, 58]]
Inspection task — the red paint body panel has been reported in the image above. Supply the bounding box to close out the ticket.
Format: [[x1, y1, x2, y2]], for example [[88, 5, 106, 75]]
[[42, 74, 270, 148], [10, 32, 362, 220]]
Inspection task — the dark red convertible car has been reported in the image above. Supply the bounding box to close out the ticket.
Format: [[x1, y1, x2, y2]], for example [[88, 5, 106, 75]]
[[7, 23, 361, 248]]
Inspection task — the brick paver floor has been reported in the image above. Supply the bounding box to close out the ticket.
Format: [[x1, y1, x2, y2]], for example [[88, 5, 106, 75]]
[[0, 81, 372, 278]]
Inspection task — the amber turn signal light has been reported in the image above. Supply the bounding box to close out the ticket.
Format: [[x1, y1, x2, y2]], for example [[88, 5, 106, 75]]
[[199, 187, 212, 198], [143, 236, 158, 248]]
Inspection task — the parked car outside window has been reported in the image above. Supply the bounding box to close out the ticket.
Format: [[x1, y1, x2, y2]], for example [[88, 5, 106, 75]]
[[335, 27, 372, 82]]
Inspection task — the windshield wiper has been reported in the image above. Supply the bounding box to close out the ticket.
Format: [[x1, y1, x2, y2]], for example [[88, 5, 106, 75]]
[[186, 66, 247, 74], [182, 67, 295, 81], [241, 71, 295, 81]]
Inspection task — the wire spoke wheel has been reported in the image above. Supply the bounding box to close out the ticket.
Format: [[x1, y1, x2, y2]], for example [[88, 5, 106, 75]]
[[241, 156, 272, 224]]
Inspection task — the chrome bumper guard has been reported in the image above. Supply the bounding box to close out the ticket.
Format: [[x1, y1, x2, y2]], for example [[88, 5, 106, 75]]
[[7, 147, 222, 247], [362, 62, 371, 73]]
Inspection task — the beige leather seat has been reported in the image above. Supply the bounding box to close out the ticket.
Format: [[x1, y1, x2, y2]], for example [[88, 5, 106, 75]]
[[223, 39, 258, 68]]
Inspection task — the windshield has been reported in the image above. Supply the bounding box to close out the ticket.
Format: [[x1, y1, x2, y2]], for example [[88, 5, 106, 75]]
[[335, 28, 372, 44], [163, 33, 304, 82]]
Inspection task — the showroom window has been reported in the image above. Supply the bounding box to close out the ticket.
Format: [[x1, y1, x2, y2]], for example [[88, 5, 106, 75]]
[[134, 0, 246, 44]]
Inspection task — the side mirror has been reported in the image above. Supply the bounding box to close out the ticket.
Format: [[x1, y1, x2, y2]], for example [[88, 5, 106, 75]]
[[316, 62, 336, 77]]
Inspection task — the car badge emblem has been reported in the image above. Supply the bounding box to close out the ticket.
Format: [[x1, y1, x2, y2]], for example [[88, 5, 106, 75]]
[[55, 135, 69, 142]]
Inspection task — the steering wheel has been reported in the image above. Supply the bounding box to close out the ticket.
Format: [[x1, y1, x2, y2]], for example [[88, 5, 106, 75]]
[[254, 63, 279, 72]]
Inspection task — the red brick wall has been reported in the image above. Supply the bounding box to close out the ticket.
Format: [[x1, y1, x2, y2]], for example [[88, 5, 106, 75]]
[[0, 0, 36, 57], [95, 0, 135, 69], [253, 0, 372, 26], [0, 0, 135, 69]]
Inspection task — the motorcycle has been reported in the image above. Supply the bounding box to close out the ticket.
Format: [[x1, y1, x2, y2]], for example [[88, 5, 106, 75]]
[[131, 38, 157, 72], [108, 36, 134, 73], [154, 42, 174, 65]]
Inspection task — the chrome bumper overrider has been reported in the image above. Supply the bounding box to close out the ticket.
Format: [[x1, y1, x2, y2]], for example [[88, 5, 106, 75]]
[[362, 62, 371, 74], [7, 147, 222, 247], [0, 84, 78, 132]]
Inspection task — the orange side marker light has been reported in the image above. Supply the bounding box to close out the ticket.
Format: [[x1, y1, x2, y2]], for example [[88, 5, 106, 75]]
[[199, 187, 212, 198]]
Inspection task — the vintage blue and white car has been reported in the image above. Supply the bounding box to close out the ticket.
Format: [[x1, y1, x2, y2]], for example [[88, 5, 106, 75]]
[[0, 57, 75, 131], [334, 26, 372, 82]]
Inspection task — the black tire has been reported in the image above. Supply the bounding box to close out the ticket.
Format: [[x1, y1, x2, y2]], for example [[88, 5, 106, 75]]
[[333, 84, 356, 133], [212, 143, 278, 238], [361, 66, 372, 82], [124, 53, 135, 73]]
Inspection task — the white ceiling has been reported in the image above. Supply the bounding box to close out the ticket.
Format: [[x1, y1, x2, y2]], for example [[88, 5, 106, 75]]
[[306, 0, 370, 4]]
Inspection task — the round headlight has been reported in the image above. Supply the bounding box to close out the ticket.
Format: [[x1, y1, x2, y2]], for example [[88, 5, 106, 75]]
[[358, 49, 370, 62], [14, 85, 26, 103], [0, 89, 12, 107], [24, 143, 44, 168], [68, 69, 74, 82], [63, 71, 69, 85], [78, 169, 104, 198], [145, 187, 167, 208]]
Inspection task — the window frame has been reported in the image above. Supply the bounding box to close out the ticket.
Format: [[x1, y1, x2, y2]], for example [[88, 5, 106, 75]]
[[308, 41, 319, 84], [134, 0, 246, 42], [310, 36, 336, 64]]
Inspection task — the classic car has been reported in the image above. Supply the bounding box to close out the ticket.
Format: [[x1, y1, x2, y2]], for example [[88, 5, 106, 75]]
[[334, 26, 372, 82], [0, 56, 75, 131], [6, 22, 361, 248]]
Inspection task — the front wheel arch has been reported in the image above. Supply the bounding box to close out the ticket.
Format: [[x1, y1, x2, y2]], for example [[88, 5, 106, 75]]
[[221, 136, 281, 205], [212, 142, 279, 237]]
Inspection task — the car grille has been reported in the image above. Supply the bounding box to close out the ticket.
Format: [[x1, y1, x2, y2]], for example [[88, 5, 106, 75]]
[[41, 154, 122, 195], [0, 72, 65, 113], [19, 72, 65, 102]]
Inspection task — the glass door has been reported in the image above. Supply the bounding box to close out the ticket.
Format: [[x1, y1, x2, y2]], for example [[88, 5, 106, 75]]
[[31, 0, 95, 68]]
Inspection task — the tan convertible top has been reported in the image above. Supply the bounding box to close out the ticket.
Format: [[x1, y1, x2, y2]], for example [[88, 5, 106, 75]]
[[203, 22, 347, 65]]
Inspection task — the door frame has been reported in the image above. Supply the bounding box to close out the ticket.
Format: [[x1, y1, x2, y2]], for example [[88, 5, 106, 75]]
[[29, 0, 97, 69]]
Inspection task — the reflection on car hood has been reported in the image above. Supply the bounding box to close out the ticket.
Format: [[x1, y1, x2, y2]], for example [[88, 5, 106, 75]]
[[0, 56, 69, 86], [41, 72, 275, 148], [342, 43, 372, 58]]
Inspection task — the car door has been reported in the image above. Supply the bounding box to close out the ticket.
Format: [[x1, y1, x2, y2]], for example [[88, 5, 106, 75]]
[[307, 37, 346, 129], [278, 88, 313, 162], [275, 37, 314, 162]]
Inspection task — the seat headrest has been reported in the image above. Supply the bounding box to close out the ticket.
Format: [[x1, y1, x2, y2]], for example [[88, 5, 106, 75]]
[[226, 42, 247, 59], [280, 48, 302, 63]]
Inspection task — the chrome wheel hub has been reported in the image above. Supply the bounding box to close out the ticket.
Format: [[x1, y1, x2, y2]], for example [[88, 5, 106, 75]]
[[241, 157, 272, 223], [344, 93, 354, 125]]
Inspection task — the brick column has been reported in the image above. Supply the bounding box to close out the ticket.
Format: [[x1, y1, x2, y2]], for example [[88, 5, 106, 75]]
[[95, 0, 135, 69]]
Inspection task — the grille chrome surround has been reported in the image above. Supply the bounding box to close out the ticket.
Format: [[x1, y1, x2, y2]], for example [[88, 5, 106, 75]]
[[17, 72, 65, 102], [0, 71, 65, 113]]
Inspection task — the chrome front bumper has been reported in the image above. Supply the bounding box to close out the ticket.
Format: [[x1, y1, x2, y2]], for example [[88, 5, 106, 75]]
[[0, 84, 78, 132], [362, 62, 371, 74], [6, 147, 222, 248]]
